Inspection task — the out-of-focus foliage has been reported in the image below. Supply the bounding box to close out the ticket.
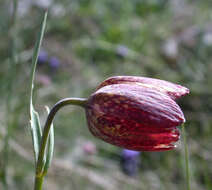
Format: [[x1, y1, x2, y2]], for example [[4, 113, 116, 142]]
[[0, 0, 212, 189]]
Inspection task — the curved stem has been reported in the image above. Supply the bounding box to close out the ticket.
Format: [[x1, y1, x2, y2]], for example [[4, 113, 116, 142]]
[[34, 97, 87, 190]]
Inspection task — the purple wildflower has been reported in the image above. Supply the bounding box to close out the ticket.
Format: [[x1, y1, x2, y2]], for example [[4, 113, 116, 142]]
[[120, 149, 140, 176], [38, 50, 48, 64], [116, 45, 129, 57], [49, 57, 60, 70]]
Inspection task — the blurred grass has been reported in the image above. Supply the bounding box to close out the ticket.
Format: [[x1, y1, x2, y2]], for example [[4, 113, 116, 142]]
[[0, 0, 212, 189], [1, 0, 18, 188]]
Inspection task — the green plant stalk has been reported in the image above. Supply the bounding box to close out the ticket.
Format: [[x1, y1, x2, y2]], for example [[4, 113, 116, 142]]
[[182, 124, 190, 190], [34, 176, 44, 190], [34, 98, 87, 190]]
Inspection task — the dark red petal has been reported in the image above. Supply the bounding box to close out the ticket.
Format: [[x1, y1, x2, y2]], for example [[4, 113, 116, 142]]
[[88, 84, 185, 129], [97, 76, 189, 100], [118, 129, 180, 146], [86, 112, 180, 151]]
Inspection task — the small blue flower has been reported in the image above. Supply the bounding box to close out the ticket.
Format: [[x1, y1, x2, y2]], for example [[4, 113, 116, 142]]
[[38, 50, 48, 64], [116, 45, 129, 57], [49, 57, 60, 69], [120, 149, 140, 176]]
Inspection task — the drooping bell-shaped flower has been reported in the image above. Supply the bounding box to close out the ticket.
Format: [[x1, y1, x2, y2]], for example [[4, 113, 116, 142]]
[[85, 76, 189, 151]]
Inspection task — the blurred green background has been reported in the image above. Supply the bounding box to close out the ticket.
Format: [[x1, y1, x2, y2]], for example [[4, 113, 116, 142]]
[[0, 0, 212, 189]]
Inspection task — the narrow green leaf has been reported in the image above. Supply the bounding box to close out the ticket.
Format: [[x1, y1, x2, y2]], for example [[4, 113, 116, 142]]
[[43, 106, 54, 174], [29, 11, 48, 163], [30, 106, 42, 161], [30, 11, 48, 99]]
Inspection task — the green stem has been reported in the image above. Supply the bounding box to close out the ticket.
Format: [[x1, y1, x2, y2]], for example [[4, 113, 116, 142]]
[[34, 176, 44, 190], [34, 97, 87, 190], [182, 124, 190, 190]]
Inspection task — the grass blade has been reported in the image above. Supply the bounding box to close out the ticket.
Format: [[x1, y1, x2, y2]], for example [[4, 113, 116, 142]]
[[29, 11, 48, 163], [30, 108, 42, 162], [30, 11, 48, 104]]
